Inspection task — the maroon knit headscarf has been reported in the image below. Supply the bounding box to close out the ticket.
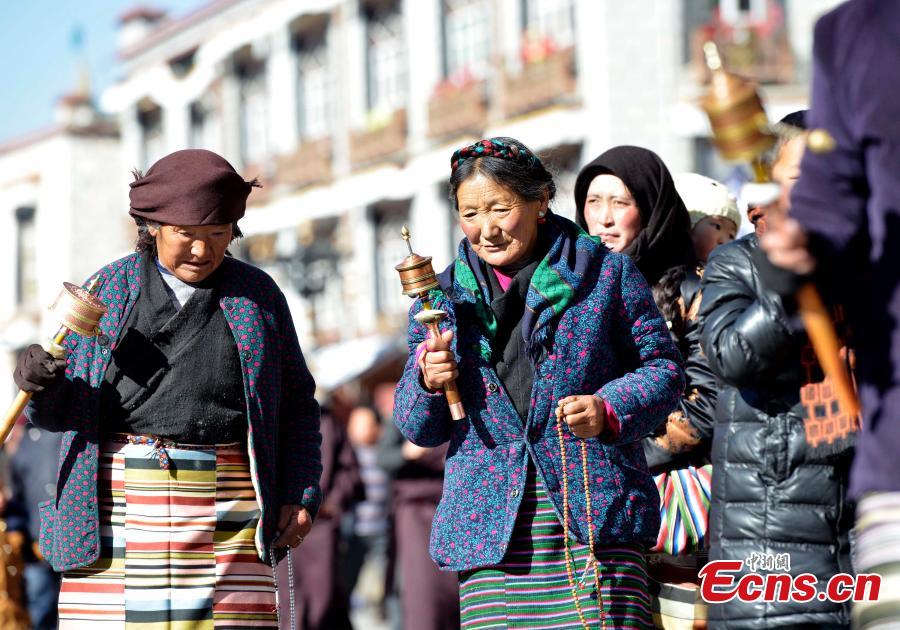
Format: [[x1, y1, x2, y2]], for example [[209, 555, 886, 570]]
[[129, 149, 259, 225]]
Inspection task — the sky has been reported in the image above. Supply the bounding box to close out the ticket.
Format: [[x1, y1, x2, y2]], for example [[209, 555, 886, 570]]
[[0, 1, 209, 144]]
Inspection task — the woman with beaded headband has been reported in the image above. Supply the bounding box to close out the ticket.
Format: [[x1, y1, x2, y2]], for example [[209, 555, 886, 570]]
[[393, 137, 684, 628]]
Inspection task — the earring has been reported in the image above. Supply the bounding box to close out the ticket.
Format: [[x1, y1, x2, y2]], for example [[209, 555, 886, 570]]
[[537, 211, 547, 224]]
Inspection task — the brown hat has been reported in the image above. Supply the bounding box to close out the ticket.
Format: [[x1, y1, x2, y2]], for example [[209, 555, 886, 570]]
[[129, 149, 256, 225]]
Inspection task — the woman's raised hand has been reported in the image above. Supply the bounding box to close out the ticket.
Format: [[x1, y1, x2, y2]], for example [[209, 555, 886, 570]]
[[419, 329, 458, 391]]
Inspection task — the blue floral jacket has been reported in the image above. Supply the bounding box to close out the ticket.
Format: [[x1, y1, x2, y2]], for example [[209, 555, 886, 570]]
[[393, 218, 684, 571], [27, 253, 322, 571]]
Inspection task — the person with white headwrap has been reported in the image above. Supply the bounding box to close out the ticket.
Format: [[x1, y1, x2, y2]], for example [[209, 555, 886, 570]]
[[674, 172, 741, 263]]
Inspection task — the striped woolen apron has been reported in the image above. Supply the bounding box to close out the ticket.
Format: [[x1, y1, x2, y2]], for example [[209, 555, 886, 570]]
[[853, 492, 900, 629], [57, 437, 277, 628], [459, 469, 653, 629]]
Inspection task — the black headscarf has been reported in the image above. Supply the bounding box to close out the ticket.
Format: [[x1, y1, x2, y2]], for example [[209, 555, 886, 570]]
[[574, 145, 695, 286]]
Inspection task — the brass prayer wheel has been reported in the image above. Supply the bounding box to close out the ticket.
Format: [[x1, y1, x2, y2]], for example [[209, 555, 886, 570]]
[[395, 227, 466, 421], [700, 42, 774, 165], [50, 282, 108, 337], [395, 227, 440, 298], [1, 278, 108, 445], [698, 43, 860, 420]]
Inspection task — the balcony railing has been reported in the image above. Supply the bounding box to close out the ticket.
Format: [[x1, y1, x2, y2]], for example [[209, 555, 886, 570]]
[[275, 137, 333, 190], [349, 108, 408, 169], [690, 25, 795, 85], [427, 80, 488, 140], [501, 46, 577, 118]]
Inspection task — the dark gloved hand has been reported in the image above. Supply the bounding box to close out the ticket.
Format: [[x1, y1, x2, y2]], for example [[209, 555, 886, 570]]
[[13, 344, 67, 393]]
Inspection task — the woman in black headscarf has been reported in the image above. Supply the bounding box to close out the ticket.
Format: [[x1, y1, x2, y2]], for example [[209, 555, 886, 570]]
[[574, 145, 696, 325], [574, 146, 718, 606]]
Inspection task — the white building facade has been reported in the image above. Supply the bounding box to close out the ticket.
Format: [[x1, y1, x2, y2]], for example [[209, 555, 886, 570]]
[[0, 96, 131, 411], [101, 0, 838, 356]]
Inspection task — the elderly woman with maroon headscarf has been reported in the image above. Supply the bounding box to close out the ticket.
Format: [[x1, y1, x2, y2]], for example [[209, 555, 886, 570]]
[[12, 149, 322, 628]]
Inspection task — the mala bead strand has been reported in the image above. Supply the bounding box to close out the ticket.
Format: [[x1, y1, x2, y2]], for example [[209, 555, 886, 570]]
[[556, 406, 607, 630], [556, 413, 589, 628], [581, 439, 606, 626]]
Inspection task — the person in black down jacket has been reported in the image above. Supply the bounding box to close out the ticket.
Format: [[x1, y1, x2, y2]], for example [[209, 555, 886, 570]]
[[698, 111, 855, 629]]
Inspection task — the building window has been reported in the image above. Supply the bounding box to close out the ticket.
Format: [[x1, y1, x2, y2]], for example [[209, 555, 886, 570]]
[[15, 206, 37, 307], [168, 48, 197, 79], [282, 219, 342, 344], [523, 0, 575, 50], [138, 102, 164, 169], [188, 96, 220, 152], [296, 36, 332, 140], [685, 0, 792, 84], [237, 57, 269, 166], [310, 256, 343, 340], [442, 0, 491, 80], [365, 5, 407, 113], [719, 0, 768, 26], [373, 202, 410, 317]]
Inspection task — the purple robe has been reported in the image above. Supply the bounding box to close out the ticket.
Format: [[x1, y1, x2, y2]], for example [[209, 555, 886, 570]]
[[789, 0, 900, 498]]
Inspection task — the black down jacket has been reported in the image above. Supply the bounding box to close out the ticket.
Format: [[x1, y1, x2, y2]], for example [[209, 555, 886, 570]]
[[699, 234, 854, 629]]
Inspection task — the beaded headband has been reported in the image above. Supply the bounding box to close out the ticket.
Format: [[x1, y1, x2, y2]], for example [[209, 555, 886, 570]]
[[450, 138, 539, 173]]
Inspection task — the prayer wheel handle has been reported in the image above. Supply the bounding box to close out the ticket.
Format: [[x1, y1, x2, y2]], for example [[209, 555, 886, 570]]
[[395, 227, 466, 421], [0, 278, 108, 444]]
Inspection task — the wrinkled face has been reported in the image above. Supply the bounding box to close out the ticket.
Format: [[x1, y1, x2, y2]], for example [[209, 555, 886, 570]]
[[456, 172, 545, 268], [582, 174, 643, 252], [151, 223, 233, 283], [692, 215, 738, 262], [750, 136, 806, 236]]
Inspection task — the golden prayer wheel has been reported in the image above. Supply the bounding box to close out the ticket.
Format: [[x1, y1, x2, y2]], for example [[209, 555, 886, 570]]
[[700, 42, 774, 179], [395, 227, 466, 421], [395, 249, 440, 298], [49, 282, 108, 337], [699, 41, 860, 419], [1, 279, 107, 444]]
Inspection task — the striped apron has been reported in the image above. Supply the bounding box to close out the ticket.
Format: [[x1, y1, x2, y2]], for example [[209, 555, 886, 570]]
[[459, 467, 653, 629], [853, 492, 900, 629], [57, 436, 277, 628]]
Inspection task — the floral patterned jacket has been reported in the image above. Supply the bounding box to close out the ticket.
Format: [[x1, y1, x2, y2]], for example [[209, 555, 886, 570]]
[[27, 253, 322, 571], [393, 217, 684, 572]]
